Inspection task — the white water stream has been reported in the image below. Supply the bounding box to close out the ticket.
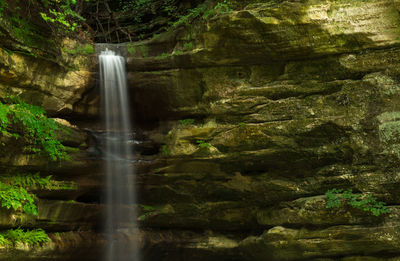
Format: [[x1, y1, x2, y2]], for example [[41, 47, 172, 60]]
[[99, 49, 140, 261]]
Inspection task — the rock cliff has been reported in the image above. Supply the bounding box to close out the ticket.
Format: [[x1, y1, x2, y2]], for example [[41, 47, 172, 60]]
[[3, 0, 400, 260]]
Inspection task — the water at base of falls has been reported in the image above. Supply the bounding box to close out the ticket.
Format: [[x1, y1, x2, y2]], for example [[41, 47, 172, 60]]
[[99, 48, 140, 261]]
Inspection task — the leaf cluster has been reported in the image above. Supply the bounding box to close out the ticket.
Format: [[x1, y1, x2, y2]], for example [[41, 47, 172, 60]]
[[325, 188, 390, 216], [40, 0, 89, 33], [138, 204, 156, 221], [0, 182, 37, 216], [0, 97, 67, 161], [0, 173, 77, 191], [5, 173, 52, 189], [0, 172, 78, 217], [0, 228, 49, 246], [171, 0, 233, 28]]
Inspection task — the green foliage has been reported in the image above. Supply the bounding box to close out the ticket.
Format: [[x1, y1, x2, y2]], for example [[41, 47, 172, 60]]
[[0, 0, 6, 15], [179, 118, 195, 126], [139, 204, 155, 221], [172, 50, 183, 56], [139, 45, 149, 57], [0, 173, 77, 191], [161, 145, 170, 156], [118, 0, 153, 22], [213, 0, 233, 15], [0, 182, 37, 216], [0, 172, 77, 216], [127, 44, 136, 55], [0, 97, 67, 161], [196, 140, 211, 149], [158, 52, 170, 59], [0, 228, 49, 246], [63, 44, 94, 55], [238, 122, 246, 127], [171, 0, 233, 28], [0, 234, 10, 246], [183, 42, 194, 51], [4, 173, 52, 189], [170, 4, 208, 28], [325, 189, 390, 216], [7, 15, 50, 55], [39, 0, 88, 33]]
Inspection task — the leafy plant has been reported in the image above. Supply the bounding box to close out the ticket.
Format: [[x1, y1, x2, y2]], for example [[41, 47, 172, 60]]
[[0, 234, 10, 246], [0, 182, 37, 216], [39, 0, 89, 33], [325, 189, 390, 216], [0, 173, 77, 191], [179, 118, 195, 126], [214, 0, 233, 14], [5, 173, 52, 189], [1, 228, 49, 246], [0, 172, 77, 216], [0, 97, 67, 161], [139, 204, 155, 221], [196, 140, 211, 149]]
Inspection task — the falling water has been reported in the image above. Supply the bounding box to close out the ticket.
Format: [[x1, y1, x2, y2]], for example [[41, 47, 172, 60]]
[[99, 49, 140, 261]]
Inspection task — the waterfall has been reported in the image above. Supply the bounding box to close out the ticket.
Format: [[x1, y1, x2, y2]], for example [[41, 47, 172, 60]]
[[99, 49, 140, 261]]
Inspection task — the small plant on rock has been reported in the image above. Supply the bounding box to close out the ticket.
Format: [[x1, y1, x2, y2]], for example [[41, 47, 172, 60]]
[[196, 140, 211, 149], [0, 96, 67, 161], [179, 118, 195, 126], [1, 228, 49, 246], [0, 182, 37, 216], [325, 188, 390, 216], [161, 145, 170, 156]]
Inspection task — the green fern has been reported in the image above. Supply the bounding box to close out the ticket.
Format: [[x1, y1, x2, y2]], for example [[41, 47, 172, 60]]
[[0, 96, 67, 161]]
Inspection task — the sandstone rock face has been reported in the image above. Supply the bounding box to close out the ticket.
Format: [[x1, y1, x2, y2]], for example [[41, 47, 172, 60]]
[[0, 40, 96, 116], [124, 0, 400, 260], [5, 0, 400, 260]]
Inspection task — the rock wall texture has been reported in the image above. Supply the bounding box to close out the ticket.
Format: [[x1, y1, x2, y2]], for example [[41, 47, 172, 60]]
[[126, 0, 400, 260], [4, 0, 400, 261]]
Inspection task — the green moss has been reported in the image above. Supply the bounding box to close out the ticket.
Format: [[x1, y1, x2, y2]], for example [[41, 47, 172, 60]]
[[138, 45, 149, 57], [63, 43, 94, 56], [179, 118, 195, 126], [377, 112, 400, 123], [158, 52, 170, 59], [127, 44, 136, 55], [379, 121, 400, 144], [183, 42, 194, 50], [8, 15, 51, 53]]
